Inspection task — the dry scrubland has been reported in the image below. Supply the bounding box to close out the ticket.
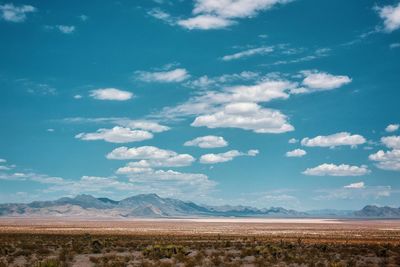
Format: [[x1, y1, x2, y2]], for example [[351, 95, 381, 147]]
[[0, 218, 400, 267]]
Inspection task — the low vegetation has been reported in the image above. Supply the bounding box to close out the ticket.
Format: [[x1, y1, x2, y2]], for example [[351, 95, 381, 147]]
[[0, 232, 399, 266]]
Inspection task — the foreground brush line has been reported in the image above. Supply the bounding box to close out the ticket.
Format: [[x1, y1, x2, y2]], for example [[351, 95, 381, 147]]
[[1, 232, 400, 267]]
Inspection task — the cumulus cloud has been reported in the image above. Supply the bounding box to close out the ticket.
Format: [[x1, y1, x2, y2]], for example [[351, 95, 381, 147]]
[[0, 3, 36, 22], [369, 149, 400, 171], [107, 146, 195, 166], [301, 132, 366, 148], [184, 135, 228, 148], [0, 159, 6, 163], [376, 3, 400, 32], [288, 138, 298, 144], [75, 127, 153, 143], [135, 68, 190, 83], [222, 46, 273, 61], [386, 124, 399, 132], [344, 181, 365, 189], [90, 88, 133, 101], [178, 15, 233, 30], [177, 0, 291, 30], [200, 149, 258, 164], [300, 71, 351, 92], [64, 117, 169, 133], [303, 163, 370, 176], [285, 149, 306, 157], [381, 136, 400, 149], [192, 102, 294, 133], [0, 172, 65, 185]]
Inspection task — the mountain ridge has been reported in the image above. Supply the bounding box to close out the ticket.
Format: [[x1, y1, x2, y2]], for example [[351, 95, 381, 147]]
[[0, 194, 399, 218]]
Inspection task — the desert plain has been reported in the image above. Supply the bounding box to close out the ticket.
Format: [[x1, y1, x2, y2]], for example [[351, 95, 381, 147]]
[[0, 218, 400, 266]]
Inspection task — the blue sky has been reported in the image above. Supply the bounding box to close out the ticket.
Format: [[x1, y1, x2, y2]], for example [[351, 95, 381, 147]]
[[0, 0, 400, 210]]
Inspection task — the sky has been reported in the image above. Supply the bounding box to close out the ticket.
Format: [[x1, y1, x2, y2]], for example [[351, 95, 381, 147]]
[[0, 0, 400, 210]]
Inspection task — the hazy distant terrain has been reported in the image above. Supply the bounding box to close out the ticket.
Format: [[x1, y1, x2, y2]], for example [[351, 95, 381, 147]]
[[1, 194, 400, 218]]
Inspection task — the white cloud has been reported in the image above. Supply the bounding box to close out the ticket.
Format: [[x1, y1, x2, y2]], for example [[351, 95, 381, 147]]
[[386, 124, 399, 132], [192, 102, 294, 133], [148, 8, 173, 23], [178, 15, 233, 30], [344, 181, 365, 189], [107, 146, 195, 167], [116, 153, 195, 170], [119, 120, 170, 133], [89, 88, 133, 101], [192, 0, 290, 19], [0, 166, 10, 171], [0, 172, 65, 185], [157, 78, 295, 120], [301, 132, 366, 148], [185, 71, 260, 89], [75, 127, 153, 143], [200, 149, 258, 164], [56, 25, 75, 34], [222, 46, 273, 61], [0, 3, 36, 22], [285, 149, 306, 157], [288, 138, 298, 144], [64, 117, 169, 133], [315, 185, 391, 200], [301, 71, 351, 91], [184, 135, 228, 148], [135, 68, 190, 83], [177, 0, 291, 30], [303, 163, 370, 176], [0, 159, 6, 163], [381, 136, 400, 149], [376, 3, 400, 32], [74, 94, 82, 99], [369, 149, 400, 171]]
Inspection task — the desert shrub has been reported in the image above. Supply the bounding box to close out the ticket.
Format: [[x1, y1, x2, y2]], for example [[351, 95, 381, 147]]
[[34, 259, 61, 267]]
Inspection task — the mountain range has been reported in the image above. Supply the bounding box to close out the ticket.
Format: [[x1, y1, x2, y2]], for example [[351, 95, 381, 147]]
[[0, 194, 399, 218]]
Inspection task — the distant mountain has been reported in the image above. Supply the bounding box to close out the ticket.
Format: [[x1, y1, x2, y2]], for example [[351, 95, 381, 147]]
[[0, 194, 399, 218], [353, 205, 400, 218]]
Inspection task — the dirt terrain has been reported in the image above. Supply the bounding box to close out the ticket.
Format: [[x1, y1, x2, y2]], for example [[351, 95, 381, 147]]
[[0, 218, 399, 266]]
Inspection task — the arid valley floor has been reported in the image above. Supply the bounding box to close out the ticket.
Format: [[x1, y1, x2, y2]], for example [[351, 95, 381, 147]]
[[0, 218, 400, 266]]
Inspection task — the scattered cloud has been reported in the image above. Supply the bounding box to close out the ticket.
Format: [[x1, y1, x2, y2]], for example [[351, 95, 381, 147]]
[[381, 136, 400, 149], [285, 149, 306, 157], [0, 3, 36, 23], [301, 132, 366, 148], [221, 46, 273, 61], [200, 149, 258, 164], [135, 68, 190, 83], [185, 71, 260, 89], [344, 181, 365, 189], [300, 71, 352, 92], [184, 135, 228, 148], [0, 159, 6, 163], [369, 149, 400, 171], [192, 102, 294, 133], [303, 163, 370, 176], [89, 88, 133, 101], [75, 127, 153, 143], [376, 3, 400, 32], [74, 94, 82, 99], [107, 146, 195, 167], [386, 124, 399, 132], [288, 138, 298, 144], [178, 15, 234, 30], [315, 185, 391, 200], [45, 25, 76, 34], [62, 117, 170, 133], [177, 0, 292, 30]]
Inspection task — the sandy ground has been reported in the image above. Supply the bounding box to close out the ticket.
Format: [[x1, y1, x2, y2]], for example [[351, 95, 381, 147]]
[[0, 217, 400, 242]]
